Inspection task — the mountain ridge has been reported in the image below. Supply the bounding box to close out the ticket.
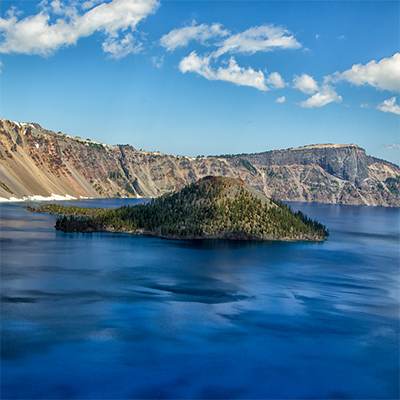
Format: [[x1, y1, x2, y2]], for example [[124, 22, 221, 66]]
[[1, 119, 399, 206], [0, 120, 372, 157]]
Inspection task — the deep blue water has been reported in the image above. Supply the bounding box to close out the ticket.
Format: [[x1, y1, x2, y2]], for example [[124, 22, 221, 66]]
[[1, 200, 399, 399]]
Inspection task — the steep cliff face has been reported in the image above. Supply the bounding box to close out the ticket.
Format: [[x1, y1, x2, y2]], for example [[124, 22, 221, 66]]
[[0, 119, 399, 206], [239, 144, 370, 184]]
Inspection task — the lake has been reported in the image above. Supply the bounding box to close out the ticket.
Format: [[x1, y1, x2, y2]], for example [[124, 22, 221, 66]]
[[1, 200, 399, 399]]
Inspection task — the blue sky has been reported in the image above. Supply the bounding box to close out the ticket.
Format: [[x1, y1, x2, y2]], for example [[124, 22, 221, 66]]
[[1, 0, 399, 163]]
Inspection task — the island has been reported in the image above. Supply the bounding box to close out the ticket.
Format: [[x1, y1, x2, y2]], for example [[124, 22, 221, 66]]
[[33, 176, 328, 241]]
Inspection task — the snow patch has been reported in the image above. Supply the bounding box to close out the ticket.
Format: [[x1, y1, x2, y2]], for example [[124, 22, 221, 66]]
[[6, 120, 35, 129], [0, 194, 77, 202], [20, 122, 35, 128]]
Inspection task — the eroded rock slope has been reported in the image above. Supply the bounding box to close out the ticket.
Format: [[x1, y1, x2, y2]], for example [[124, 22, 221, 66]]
[[0, 119, 398, 206]]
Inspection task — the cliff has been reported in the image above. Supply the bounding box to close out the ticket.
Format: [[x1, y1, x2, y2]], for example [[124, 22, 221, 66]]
[[0, 119, 399, 206]]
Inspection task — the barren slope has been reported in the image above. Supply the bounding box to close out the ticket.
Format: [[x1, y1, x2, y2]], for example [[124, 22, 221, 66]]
[[1, 119, 399, 206]]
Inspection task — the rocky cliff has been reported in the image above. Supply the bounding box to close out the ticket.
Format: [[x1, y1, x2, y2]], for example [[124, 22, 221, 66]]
[[0, 119, 399, 206]]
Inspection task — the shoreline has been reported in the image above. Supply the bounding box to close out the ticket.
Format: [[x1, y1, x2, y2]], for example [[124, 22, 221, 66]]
[[0, 194, 144, 203], [55, 225, 327, 243]]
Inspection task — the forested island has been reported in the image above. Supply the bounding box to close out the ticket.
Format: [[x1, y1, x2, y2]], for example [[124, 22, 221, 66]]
[[32, 176, 328, 241]]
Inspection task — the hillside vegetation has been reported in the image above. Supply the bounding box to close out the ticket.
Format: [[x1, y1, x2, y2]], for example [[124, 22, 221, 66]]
[[34, 176, 328, 241]]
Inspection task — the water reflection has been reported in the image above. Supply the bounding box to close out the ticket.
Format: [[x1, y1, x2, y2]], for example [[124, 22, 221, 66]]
[[1, 200, 399, 399]]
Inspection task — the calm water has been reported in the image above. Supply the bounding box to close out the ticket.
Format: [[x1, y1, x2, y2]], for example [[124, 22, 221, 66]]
[[1, 200, 399, 399]]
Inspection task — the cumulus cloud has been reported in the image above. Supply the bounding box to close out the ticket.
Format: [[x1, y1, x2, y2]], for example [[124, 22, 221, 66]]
[[300, 86, 342, 108], [179, 51, 267, 91], [293, 53, 400, 108], [217, 58, 267, 91], [328, 53, 400, 92], [162, 22, 300, 92], [377, 97, 400, 115], [0, 0, 159, 58], [267, 72, 285, 89], [160, 22, 229, 51], [213, 24, 301, 57], [276, 96, 286, 103], [179, 51, 211, 76], [293, 74, 319, 94]]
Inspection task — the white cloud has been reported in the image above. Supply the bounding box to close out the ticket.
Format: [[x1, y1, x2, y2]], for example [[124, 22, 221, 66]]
[[267, 72, 285, 89], [217, 58, 267, 91], [50, 0, 65, 14], [377, 97, 400, 115], [81, 0, 104, 10], [293, 74, 319, 94], [213, 24, 301, 57], [179, 51, 212, 76], [102, 32, 142, 59], [163, 22, 300, 93], [151, 54, 164, 68], [160, 22, 229, 51], [329, 53, 400, 92], [179, 51, 267, 91], [0, 0, 159, 58], [276, 96, 286, 104], [300, 86, 342, 108], [39, 0, 78, 17]]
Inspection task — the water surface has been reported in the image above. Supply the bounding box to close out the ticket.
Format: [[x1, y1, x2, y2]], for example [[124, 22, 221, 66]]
[[1, 200, 399, 399]]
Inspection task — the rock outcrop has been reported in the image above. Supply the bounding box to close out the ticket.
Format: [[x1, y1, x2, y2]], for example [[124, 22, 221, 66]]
[[0, 119, 399, 206]]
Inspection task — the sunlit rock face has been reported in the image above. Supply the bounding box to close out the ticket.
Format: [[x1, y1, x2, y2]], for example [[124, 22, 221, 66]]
[[241, 144, 370, 184], [1, 119, 399, 206]]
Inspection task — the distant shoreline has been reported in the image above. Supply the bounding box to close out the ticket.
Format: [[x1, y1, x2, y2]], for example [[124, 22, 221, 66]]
[[3, 195, 399, 209]]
